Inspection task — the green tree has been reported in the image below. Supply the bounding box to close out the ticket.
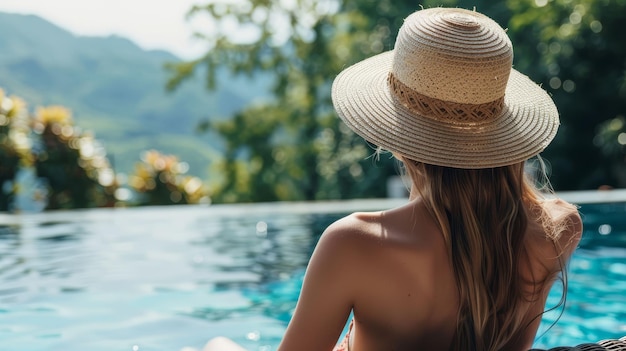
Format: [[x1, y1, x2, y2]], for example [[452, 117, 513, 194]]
[[0, 90, 30, 211], [594, 116, 626, 187], [1, 90, 120, 211], [506, 0, 626, 189], [128, 150, 209, 205], [33, 106, 117, 209]]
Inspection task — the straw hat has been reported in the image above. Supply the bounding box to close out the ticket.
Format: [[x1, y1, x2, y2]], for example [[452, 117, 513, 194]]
[[331, 7, 559, 169]]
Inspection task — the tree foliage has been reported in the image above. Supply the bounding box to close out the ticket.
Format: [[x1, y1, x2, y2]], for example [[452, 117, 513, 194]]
[[31, 106, 117, 210], [1, 87, 215, 211], [506, 0, 626, 188], [0, 90, 30, 211], [128, 150, 210, 206], [168, 0, 626, 202], [0, 92, 120, 211]]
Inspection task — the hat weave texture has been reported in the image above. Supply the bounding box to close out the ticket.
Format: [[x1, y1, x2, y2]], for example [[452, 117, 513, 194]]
[[331, 7, 559, 168]]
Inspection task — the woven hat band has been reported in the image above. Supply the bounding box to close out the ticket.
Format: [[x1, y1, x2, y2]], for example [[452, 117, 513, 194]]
[[388, 72, 504, 123]]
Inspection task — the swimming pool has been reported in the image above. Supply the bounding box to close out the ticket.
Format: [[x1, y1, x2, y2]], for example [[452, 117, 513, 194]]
[[0, 197, 624, 351]]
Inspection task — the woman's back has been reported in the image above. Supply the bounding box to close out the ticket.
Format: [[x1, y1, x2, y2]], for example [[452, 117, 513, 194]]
[[283, 196, 581, 351], [335, 199, 460, 350]]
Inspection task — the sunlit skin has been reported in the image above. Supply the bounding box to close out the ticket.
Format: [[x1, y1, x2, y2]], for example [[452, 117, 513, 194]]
[[278, 187, 582, 351]]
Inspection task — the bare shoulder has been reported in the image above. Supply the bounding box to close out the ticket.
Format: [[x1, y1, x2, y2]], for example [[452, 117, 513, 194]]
[[540, 198, 583, 255], [541, 198, 582, 231], [317, 212, 385, 249], [542, 198, 579, 219], [326, 211, 384, 232], [303, 212, 386, 296], [308, 212, 389, 270]]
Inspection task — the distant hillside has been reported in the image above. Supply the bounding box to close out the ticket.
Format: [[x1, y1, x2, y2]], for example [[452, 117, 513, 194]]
[[0, 12, 271, 178]]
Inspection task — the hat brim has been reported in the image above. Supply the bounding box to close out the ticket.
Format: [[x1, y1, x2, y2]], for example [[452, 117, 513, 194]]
[[331, 51, 560, 169]]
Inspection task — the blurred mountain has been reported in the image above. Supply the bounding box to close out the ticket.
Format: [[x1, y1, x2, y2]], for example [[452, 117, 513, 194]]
[[0, 11, 271, 178]]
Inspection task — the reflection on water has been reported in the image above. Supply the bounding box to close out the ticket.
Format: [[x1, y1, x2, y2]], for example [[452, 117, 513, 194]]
[[0, 202, 624, 351], [0, 205, 344, 350]]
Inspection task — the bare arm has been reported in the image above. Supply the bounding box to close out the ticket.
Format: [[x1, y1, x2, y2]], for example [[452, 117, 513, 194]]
[[278, 219, 358, 351], [553, 200, 583, 260]]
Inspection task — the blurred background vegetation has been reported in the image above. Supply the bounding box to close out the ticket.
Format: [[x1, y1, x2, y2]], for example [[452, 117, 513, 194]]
[[166, 0, 626, 203], [0, 91, 209, 211], [1, 0, 625, 210]]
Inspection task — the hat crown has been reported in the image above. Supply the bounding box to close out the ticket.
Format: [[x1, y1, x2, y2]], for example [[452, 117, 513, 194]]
[[391, 8, 513, 106], [330, 7, 559, 169]]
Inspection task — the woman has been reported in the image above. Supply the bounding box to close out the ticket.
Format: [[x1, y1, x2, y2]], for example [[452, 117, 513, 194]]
[[277, 7, 582, 351]]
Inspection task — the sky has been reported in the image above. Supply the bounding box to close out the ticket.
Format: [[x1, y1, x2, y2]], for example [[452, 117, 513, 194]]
[[0, 0, 214, 59]]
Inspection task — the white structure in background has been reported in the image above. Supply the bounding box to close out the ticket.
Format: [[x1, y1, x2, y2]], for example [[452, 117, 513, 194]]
[[387, 175, 409, 198]]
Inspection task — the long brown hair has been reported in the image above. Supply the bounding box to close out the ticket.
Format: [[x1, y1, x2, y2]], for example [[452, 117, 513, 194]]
[[400, 157, 566, 351]]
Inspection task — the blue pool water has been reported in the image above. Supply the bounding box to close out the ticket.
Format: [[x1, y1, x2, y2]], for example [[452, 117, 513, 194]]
[[0, 199, 624, 351]]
